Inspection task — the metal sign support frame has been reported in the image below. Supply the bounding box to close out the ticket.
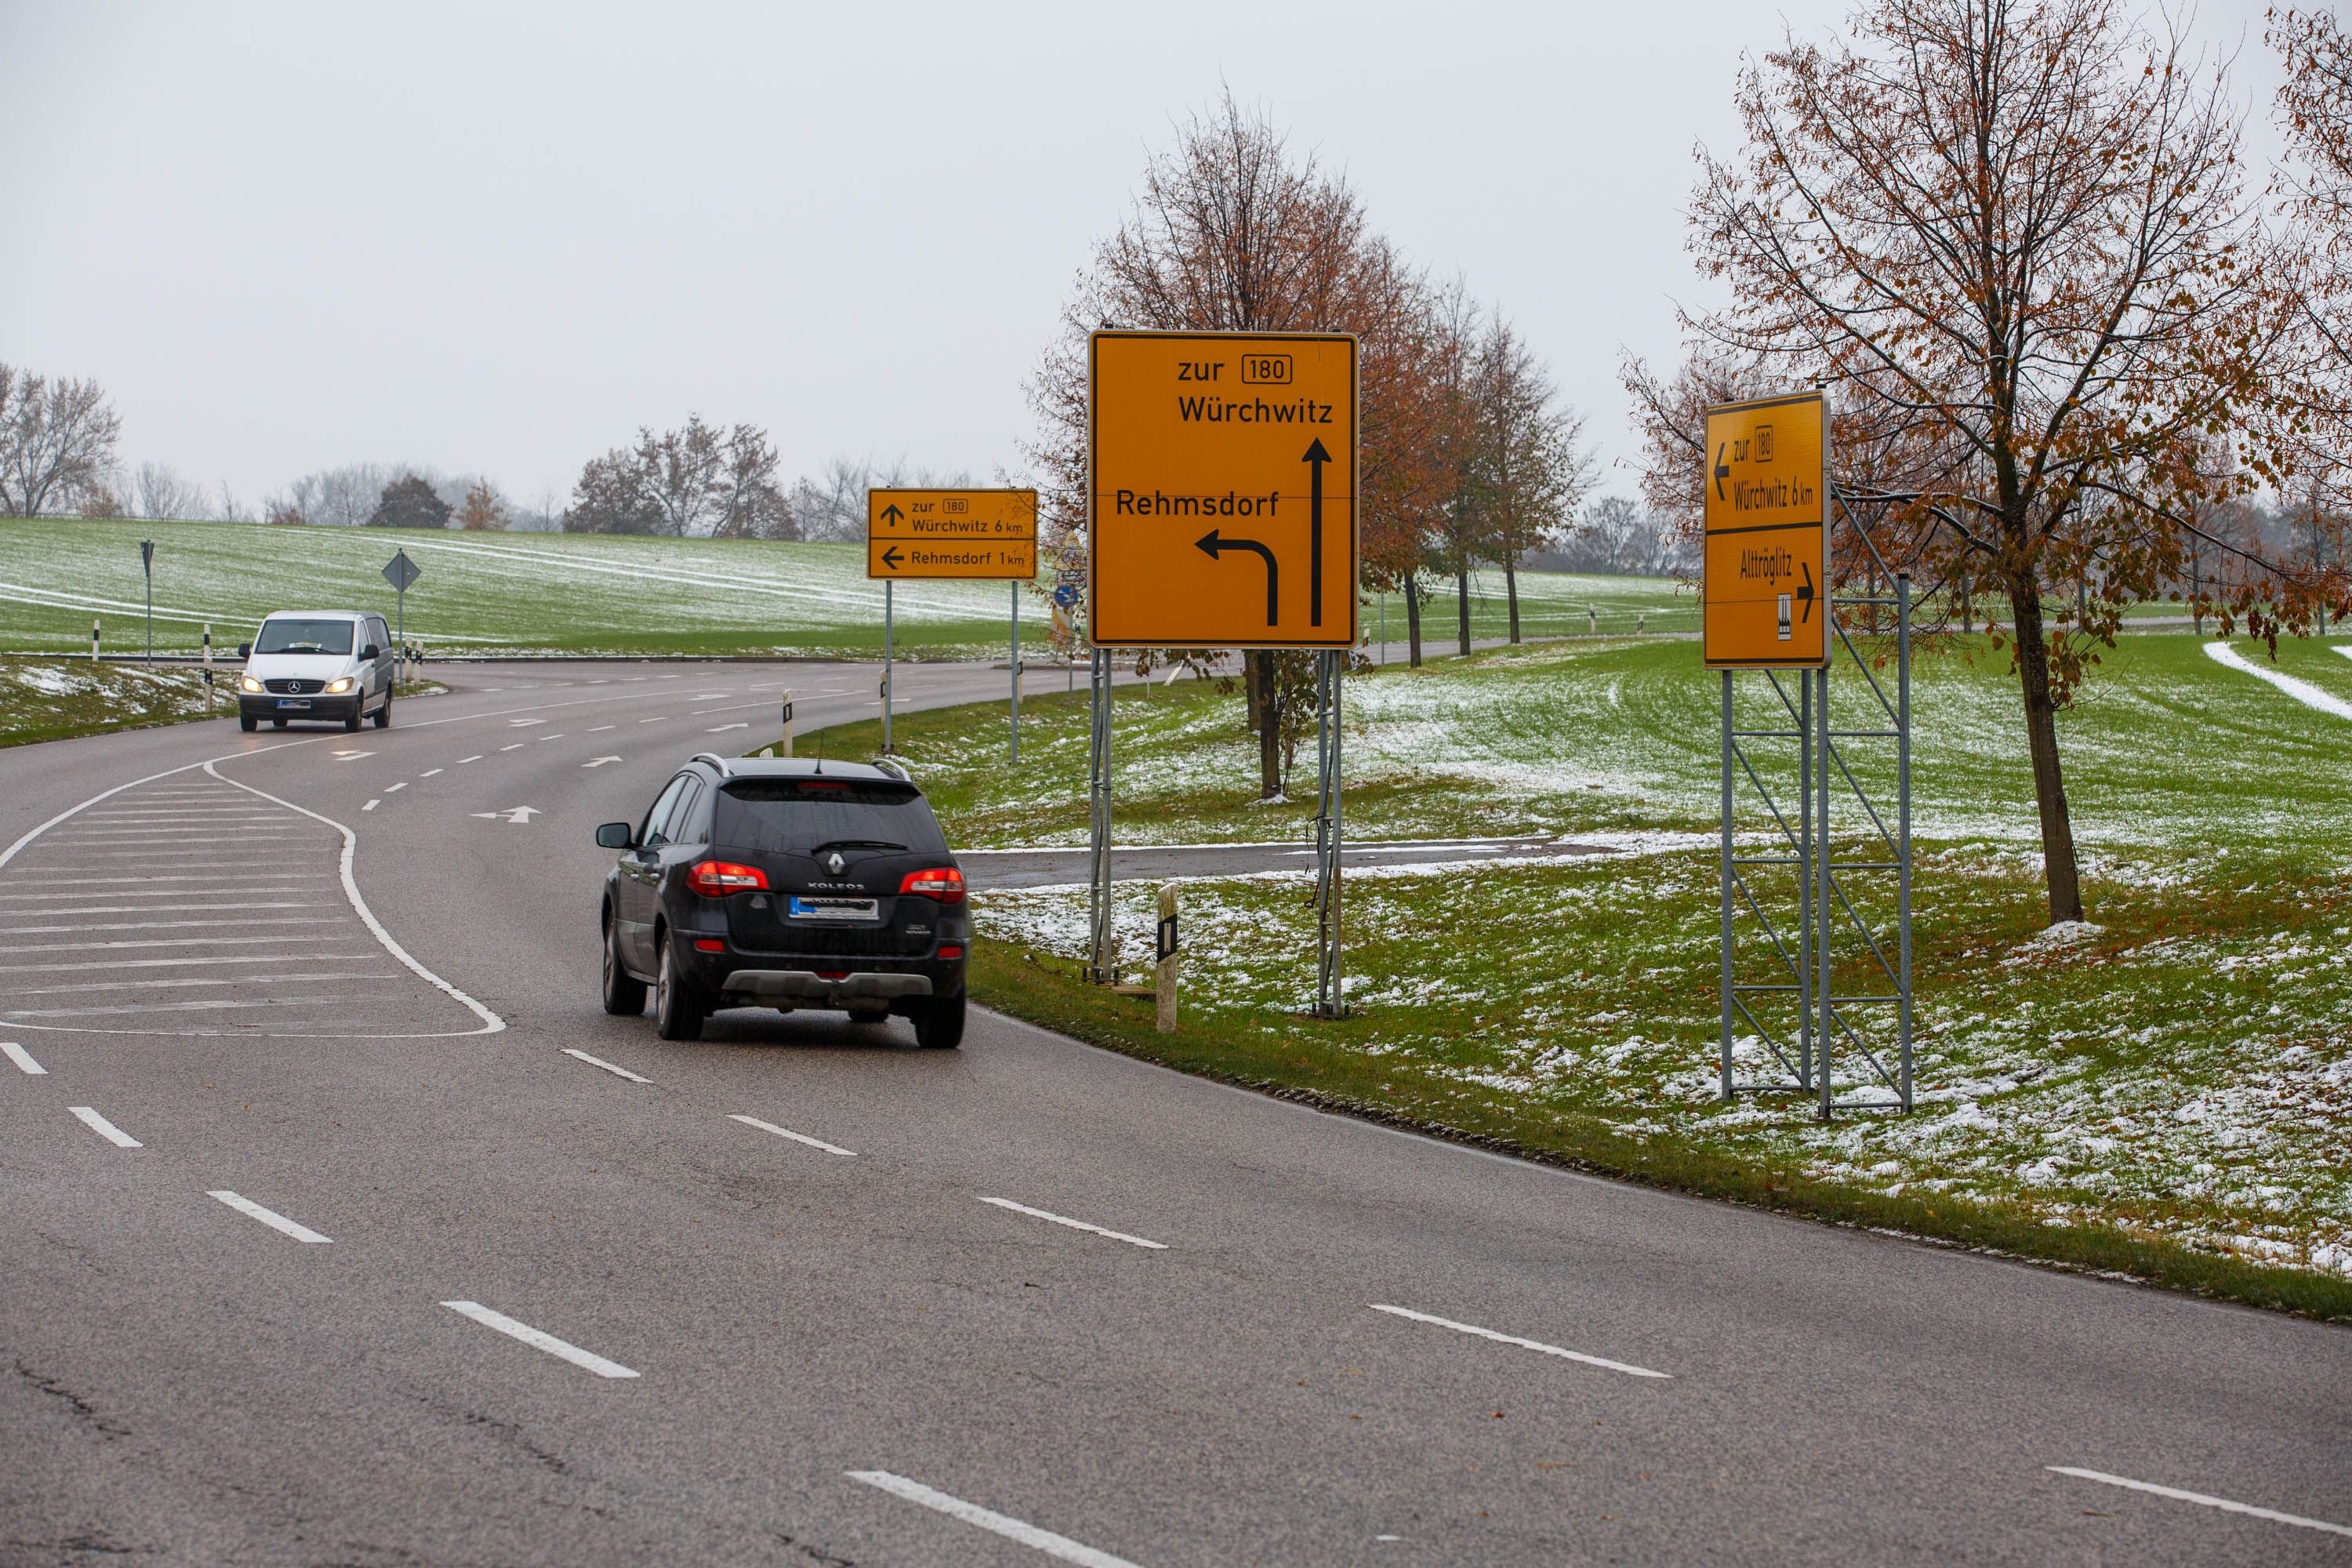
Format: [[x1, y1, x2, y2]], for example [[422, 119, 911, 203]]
[[1312, 649, 1347, 1018], [1719, 504, 1912, 1119], [1010, 583, 1022, 765], [1086, 646, 1114, 982], [882, 580, 895, 753]]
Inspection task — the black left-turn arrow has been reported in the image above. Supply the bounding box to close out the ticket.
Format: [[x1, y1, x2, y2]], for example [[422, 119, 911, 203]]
[[1196, 530, 1279, 626], [1302, 437, 1332, 628], [881, 544, 904, 571]]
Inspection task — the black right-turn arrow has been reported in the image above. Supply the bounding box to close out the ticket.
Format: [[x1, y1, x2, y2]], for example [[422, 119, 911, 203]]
[[1196, 530, 1279, 626], [1797, 561, 1815, 622]]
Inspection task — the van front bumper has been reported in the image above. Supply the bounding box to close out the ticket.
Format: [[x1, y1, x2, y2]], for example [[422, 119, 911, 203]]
[[240, 692, 361, 721]]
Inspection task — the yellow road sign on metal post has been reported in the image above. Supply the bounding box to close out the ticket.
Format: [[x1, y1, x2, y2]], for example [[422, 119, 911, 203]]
[[1087, 331, 1358, 648], [1702, 390, 1828, 668], [866, 488, 1039, 580]]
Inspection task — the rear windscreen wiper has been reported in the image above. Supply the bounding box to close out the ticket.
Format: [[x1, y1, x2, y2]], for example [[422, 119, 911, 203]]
[[809, 839, 909, 853]]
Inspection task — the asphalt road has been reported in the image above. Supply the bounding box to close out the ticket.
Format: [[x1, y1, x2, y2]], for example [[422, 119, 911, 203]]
[[2, 659, 2347, 1567]]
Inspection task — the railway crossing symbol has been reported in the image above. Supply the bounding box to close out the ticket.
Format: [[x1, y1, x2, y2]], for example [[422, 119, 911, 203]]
[[1087, 330, 1358, 649]]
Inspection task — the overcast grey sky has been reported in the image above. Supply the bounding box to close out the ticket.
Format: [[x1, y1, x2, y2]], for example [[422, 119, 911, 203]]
[[0, 0, 2286, 515]]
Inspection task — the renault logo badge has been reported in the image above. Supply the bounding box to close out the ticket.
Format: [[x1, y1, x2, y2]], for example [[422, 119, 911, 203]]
[[826, 852, 847, 874]]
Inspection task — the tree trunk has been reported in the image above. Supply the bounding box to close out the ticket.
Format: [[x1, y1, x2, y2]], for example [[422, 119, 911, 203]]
[[1250, 650, 1282, 800], [2006, 579, 2085, 924], [1405, 576, 1423, 668], [1456, 571, 1472, 657], [1503, 552, 1522, 644]]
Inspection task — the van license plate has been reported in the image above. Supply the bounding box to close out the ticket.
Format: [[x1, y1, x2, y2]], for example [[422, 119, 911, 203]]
[[788, 896, 877, 920], [275, 699, 312, 710]]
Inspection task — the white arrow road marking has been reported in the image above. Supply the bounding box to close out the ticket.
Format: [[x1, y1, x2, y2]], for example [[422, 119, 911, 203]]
[[2046, 1468, 2352, 1538], [977, 1196, 1167, 1250], [209, 1190, 332, 1243], [440, 1301, 638, 1378], [847, 1472, 1142, 1568], [70, 1106, 141, 1148], [706, 723, 749, 734], [2, 1041, 46, 1074], [468, 807, 541, 825], [563, 1047, 649, 1083], [730, 1114, 855, 1156], [582, 756, 623, 768], [332, 750, 374, 760], [1368, 1304, 1671, 1379]]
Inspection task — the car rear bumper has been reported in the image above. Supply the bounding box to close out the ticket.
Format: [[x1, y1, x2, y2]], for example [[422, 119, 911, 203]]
[[240, 693, 361, 720], [720, 968, 935, 1006]]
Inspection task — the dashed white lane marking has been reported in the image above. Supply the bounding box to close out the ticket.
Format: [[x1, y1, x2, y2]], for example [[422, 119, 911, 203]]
[[508, 718, 547, 728], [456, 755, 483, 764], [2203, 641, 2352, 720], [1367, 1304, 1671, 1379], [637, 716, 666, 723], [588, 724, 615, 731], [730, 1114, 856, 1157], [562, 1047, 650, 1083], [977, 1196, 1167, 1250], [420, 768, 443, 778], [209, 1190, 332, 1243], [386, 782, 407, 793], [2, 1041, 45, 1074], [499, 743, 525, 752], [847, 1471, 1141, 1568], [333, 750, 375, 760], [362, 800, 380, 811], [439, 1301, 639, 1379], [706, 723, 749, 734], [690, 693, 731, 700], [539, 733, 565, 740], [69, 1105, 141, 1147], [2046, 1467, 2351, 1538]]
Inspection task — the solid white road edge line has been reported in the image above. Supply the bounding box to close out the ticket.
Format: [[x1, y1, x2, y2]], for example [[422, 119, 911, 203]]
[[1368, 1303, 1671, 1380], [69, 1106, 141, 1148], [2, 1041, 46, 1073], [209, 1190, 332, 1243], [439, 1301, 639, 1379], [729, 1113, 855, 1156], [201, 761, 506, 1036], [563, 1047, 650, 1083], [2203, 641, 2352, 720], [845, 1471, 1142, 1568], [977, 1196, 1167, 1250], [2045, 1467, 2352, 1538]]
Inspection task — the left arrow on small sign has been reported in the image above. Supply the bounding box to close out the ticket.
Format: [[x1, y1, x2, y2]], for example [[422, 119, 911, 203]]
[[880, 545, 904, 571], [1714, 444, 1730, 500]]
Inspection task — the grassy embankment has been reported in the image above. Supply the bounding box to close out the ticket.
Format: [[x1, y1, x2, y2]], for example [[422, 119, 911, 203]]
[[0, 517, 1692, 659], [803, 632, 2352, 1320], [0, 656, 445, 748]]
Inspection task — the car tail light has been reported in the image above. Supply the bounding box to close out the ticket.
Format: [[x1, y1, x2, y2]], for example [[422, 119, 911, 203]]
[[685, 860, 768, 896], [898, 866, 965, 903], [817, 968, 849, 980], [938, 944, 964, 959]]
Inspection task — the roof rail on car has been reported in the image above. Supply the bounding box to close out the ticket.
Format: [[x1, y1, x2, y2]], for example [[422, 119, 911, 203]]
[[689, 752, 733, 777], [874, 757, 911, 782]]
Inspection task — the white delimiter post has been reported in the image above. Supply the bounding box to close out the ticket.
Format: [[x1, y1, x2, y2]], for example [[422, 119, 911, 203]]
[[90, 619, 100, 662], [779, 688, 795, 757], [1156, 882, 1178, 1033], [203, 624, 214, 707]]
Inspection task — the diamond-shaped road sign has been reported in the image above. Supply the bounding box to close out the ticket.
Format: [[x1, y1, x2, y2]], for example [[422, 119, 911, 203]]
[[382, 550, 422, 593]]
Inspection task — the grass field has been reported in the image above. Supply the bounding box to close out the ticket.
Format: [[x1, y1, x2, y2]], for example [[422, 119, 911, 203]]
[[0, 655, 445, 748], [0, 517, 1692, 659], [810, 630, 2352, 1312]]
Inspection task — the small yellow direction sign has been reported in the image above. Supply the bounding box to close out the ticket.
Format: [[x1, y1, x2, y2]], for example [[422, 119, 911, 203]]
[[1088, 331, 1358, 649], [866, 488, 1038, 580], [1703, 390, 1828, 668]]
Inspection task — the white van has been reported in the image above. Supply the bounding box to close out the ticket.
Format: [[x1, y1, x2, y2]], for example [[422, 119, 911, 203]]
[[235, 610, 396, 732]]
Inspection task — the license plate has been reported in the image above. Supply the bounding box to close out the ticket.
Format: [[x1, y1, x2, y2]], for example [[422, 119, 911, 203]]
[[788, 896, 877, 921], [275, 699, 312, 710]]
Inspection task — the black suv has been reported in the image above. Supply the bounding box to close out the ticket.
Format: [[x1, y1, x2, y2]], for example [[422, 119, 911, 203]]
[[594, 754, 970, 1047]]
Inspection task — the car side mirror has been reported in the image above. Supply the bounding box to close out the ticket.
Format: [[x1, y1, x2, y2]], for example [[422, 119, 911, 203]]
[[595, 822, 634, 850], [236, 643, 251, 659], [360, 644, 380, 661]]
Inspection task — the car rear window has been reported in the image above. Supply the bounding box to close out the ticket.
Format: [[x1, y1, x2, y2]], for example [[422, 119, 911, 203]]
[[255, 619, 354, 655], [713, 779, 949, 855]]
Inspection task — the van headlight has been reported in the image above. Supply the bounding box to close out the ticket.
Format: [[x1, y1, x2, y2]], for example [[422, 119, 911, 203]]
[[239, 675, 263, 693], [324, 677, 354, 694]]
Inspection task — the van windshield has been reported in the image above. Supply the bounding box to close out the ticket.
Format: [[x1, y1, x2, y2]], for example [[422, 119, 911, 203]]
[[255, 619, 354, 655], [713, 779, 949, 856]]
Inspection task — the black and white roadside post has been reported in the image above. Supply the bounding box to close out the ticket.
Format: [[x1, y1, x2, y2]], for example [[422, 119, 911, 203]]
[[202, 623, 214, 707], [139, 539, 154, 662], [89, 618, 100, 662], [1010, 582, 1021, 764], [1156, 881, 1179, 1032], [778, 688, 795, 757], [381, 549, 421, 688]]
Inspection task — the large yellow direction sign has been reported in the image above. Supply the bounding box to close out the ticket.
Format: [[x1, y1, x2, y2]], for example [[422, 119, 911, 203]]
[[1088, 331, 1358, 648], [1703, 390, 1828, 668], [866, 488, 1038, 580]]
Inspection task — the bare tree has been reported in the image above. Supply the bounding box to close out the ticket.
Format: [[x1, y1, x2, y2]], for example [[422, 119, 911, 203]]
[[0, 364, 122, 517], [712, 424, 795, 540], [134, 462, 205, 521], [1657, 0, 2294, 926]]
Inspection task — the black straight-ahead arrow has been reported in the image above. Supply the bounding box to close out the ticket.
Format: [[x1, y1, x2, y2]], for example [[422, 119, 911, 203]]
[[880, 503, 905, 525], [1302, 438, 1332, 627], [1797, 561, 1815, 622], [1196, 530, 1278, 626], [880, 544, 904, 571]]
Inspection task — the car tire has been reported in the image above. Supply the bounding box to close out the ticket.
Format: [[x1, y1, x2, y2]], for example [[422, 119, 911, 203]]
[[601, 916, 647, 1016], [913, 993, 966, 1050], [373, 693, 392, 729], [653, 937, 705, 1041], [343, 707, 363, 732], [238, 715, 256, 732]]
